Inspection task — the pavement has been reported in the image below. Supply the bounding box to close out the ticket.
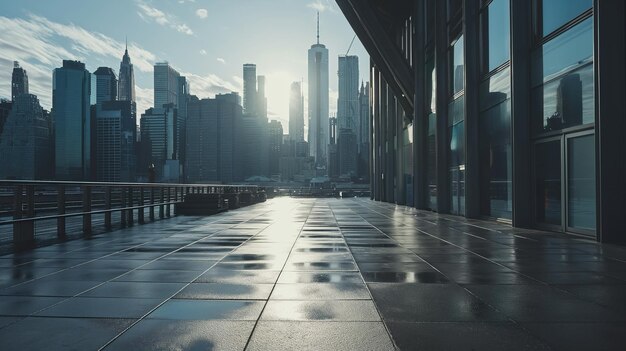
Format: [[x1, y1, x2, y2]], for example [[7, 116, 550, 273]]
[[0, 197, 625, 350]]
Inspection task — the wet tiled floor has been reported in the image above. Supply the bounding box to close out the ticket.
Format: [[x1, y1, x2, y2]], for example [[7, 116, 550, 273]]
[[1, 198, 626, 350]]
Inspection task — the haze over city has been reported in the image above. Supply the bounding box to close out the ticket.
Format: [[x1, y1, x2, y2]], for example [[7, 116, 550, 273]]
[[0, 0, 370, 129]]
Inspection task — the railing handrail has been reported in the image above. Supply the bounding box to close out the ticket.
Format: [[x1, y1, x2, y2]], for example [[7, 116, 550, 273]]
[[0, 179, 259, 188]]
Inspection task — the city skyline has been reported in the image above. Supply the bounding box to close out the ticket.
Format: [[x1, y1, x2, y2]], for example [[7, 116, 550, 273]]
[[0, 0, 370, 131]]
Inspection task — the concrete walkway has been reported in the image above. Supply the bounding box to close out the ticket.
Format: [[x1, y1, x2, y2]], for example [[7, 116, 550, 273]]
[[0, 198, 625, 350]]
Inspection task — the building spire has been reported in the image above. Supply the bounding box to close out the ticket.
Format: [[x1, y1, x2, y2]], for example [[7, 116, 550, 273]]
[[317, 11, 320, 44], [125, 36, 128, 53]]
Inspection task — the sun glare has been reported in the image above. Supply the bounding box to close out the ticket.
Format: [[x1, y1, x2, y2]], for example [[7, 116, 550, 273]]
[[265, 71, 295, 124]]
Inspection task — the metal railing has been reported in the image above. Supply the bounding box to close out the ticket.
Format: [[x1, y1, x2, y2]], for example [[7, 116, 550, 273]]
[[0, 180, 258, 249]]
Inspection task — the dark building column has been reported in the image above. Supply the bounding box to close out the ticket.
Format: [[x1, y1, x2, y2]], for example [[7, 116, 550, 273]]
[[413, 0, 428, 210], [595, 0, 626, 244], [463, 0, 480, 218], [510, 0, 533, 228], [435, 0, 450, 213]]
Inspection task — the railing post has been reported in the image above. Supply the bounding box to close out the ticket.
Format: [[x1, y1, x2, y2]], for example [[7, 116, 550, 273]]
[[104, 186, 112, 231], [149, 187, 155, 221], [82, 186, 92, 237], [57, 185, 66, 239], [173, 187, 178, 216], [120, 187, 127, 228], [166, 187, 171, 217], [159, 187, 165, 219], [138, 187, 145, 224], [128, 186, 134, 226], [13, 185, 35, 248]]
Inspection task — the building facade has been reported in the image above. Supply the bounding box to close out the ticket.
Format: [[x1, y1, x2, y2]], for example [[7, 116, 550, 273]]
[[0, 94, 52, 180], [52, 60, 92, 180], [357, 81, 370, 180], [337, 0, 626, 244], [93, 67, 117, 105], [308, 16, 330, 170], [185, 93, 240, 183], [11, 61, 28, 102], [289, 81, 305, 142], [154, 62, 180, 109], [243, 64, 257, 116], [118, 44, 136, 102], [95, 100, 137, 182]]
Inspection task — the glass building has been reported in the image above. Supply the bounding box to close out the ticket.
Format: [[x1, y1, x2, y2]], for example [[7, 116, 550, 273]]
[[336, 0, 626, 244], [52, 60, 92, 180]]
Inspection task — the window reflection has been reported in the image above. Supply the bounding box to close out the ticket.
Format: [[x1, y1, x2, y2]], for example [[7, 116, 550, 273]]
[[450, 35, 464, 95], [481, 0, 510, 72], [568, 134, 596, 230], [479, 68, 512, 219], [542, 0, 592, 36], [536, 141, 562, 226], [532, 17, 594, 133], [425, 55, 437, 210]]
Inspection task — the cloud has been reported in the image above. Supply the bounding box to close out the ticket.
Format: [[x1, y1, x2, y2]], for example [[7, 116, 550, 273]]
[[136, 1, 194, 35], [216, 57, 225, 64], [199, 49, 207, 56], [195, 9, 208, 19], [182, 71, 241, 99], [307, 0, 337, 13], [0, 14, 157, 111]]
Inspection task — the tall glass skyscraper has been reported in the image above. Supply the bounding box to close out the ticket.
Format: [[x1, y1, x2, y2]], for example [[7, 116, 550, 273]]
[[11, 61, 28, 102], [53, 60, 92, 180], [289, 81, 305, 142], [308, 14, 329, 170], [243, 64, 257, 116], [154, 62, 180, 109], [337, 55, 359, 132], [118, 43, 136, 102]]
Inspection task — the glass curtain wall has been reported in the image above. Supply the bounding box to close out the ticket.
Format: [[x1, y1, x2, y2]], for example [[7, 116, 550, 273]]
[[531, 0, 595, 233], [425, 0, 437, 210], [478, 0, 512, 219], [448, 0, 465, 216]]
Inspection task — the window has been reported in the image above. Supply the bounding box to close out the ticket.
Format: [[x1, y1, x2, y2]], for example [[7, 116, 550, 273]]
[[481, 0, 510, 72], [541, 0, 592, 36], [450, 35, 465, 96], [567, 134, 596, 230], [479, 68, 512, 219], [532, 17, 594, 133]]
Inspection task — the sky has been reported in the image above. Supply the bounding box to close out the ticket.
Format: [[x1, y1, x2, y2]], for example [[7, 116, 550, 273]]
[[0, 0, 369, 132]]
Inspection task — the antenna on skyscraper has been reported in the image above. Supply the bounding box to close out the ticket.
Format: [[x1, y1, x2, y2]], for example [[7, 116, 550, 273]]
[[317, 12, 320, 44]]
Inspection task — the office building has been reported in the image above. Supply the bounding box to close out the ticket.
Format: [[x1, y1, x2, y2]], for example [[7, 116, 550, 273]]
[[0, 94, 52, 179], [93, 67, 117, 105], [154, 62, 180, 109], [95, 100, 137, 182], [52, 60, 92, 180], [118, 42, 136, 102], [289, 81, 305, 142], [185, 93, 240, 183], [139, 104, 178, 181], [11, 61, 28, 102], [243, 64, 257, 116], [308, 13, 330, 169], [268, 120, 283, 177], [337, 0, 625, 243], [337, 55, 359, 132], [0, 99, 11, 138]]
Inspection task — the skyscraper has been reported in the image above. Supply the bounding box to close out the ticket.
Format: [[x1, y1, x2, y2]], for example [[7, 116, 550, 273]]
[[154, 62, 180, 109], [0, 94, 52, 180], [289, 81, 305, 142], [268, 120, 283, 177], [185, 93, 241, 183], [93, 67, 117, 105], [337, 55, 359, 132], [96, 100, 137, 182], [118, 41, 136, 102], [139, 104, 178, 181], [53, 60, 92, 180], [11, 61, 28, 102], [243, 64, 257, 116], [308, 13, 329, 169], [257, 75, 267, 119]]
